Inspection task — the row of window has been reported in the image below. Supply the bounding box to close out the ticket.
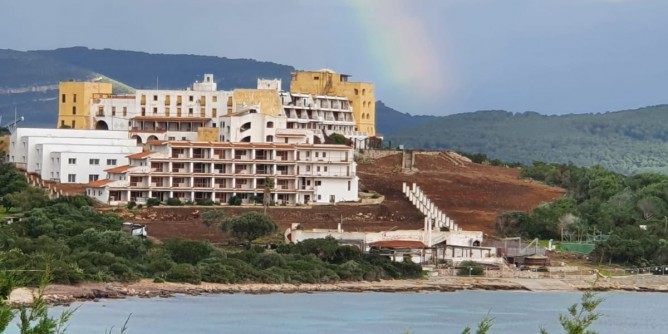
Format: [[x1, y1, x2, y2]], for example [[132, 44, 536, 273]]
[[68, 158, 117, 165], [67, 174, 99, 182]]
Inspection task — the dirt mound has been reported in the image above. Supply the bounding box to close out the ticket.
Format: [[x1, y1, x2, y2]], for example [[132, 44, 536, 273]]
[[121, 151, 563, 241], [356, 152, 564, 234]]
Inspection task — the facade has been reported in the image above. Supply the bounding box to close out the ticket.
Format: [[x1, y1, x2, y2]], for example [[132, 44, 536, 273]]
[[87, 74, 232, 144], [8, 128, 141, 183], [57, 81, 113, 129], [86, 141, 358, 205], [290, 69, 376, 136]]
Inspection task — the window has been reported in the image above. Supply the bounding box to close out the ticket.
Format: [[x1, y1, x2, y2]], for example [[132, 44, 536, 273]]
[[89, 174, 99, 182], [317, 166, 321, 172], [72, 106, 76, 115], [68, 174, 76, 182], [60, 120, 65, 127], [112, 106, 116, 116], [348, 181, 351, 191], [212, 96, 218, 102], [89, 159, 100, 165], [354, 88, 359, 95], [315, 152, 319, 158], [73, 94, 77, 102], [68, 158, 76, 165], [61, 94, 66, 103], [323, 152, 327, 158], [71, 120, 76, 128], [189, 96, 194, 102], [324, 167, 328, 172], [266, 121, 274, 128], [122, 107, 127, 116], [315, 180, 322, 186], [106, 159, 117, 165], [313, 76, 319, 80], [153, 95, 158, 101]]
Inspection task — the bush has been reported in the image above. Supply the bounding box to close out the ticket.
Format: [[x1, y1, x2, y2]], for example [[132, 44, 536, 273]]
[[166, 197, 182, 206], [457, 261, 484, 276], [127, 201, 136, 210], [146, 198, 161, 207], [196, 198, 215, 206], [163, 238, 214, 265], [228, 196, 242, 206], [166, 263, 201, 284]]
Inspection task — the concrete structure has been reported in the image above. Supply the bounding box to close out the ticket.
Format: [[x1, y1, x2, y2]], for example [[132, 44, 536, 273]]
[[57, 73, 375, 147], [8, 128, 141, 183], [290, 69, 376, 136], [57, 81, 113, 129], [286, 224, 498, 265], [86, 141, 358, 206], [67, 74, 232, 143], [402, 182, 460, 231]]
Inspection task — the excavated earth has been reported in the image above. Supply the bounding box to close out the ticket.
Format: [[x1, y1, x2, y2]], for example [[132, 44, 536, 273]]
[[119, 151, 564, 243]]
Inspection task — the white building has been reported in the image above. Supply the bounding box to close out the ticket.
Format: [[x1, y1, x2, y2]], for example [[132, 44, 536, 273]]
[[91, 74, 232, 144], [9, 128, 141, 183], [286, 225, 499, 265], [86, 141, 358, 205]]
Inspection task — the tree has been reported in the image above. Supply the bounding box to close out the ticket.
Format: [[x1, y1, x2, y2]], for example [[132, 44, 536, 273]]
[[221, 212, 276, 248], [262, 177, 274, 215], [200, 210, 225, 235]]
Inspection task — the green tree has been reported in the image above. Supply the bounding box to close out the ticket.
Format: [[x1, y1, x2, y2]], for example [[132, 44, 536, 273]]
[[200, 210, 225, 235], [221, 212, 276, 248], [2, 187, 48, 212]]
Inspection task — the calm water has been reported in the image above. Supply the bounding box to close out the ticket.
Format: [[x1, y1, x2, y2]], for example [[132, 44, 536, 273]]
[[6, 291, 668, 333]]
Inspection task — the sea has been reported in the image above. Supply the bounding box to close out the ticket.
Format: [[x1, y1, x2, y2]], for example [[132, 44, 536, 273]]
[[6, 291, 668, 333]]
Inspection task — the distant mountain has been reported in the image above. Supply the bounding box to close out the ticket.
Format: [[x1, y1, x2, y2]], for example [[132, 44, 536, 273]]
[[374, 101, 437, 136], [0, 47, 295, 127], [384, 106, 668, 175], [32, 47, 294, 91]]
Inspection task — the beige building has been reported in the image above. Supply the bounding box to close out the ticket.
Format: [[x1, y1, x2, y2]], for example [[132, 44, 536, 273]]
[[57, 81, 113, 129], [290, 69, 376, 136]]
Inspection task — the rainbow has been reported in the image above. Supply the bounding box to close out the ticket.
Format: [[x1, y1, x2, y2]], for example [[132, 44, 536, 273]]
[[346, 0, 454, 100]]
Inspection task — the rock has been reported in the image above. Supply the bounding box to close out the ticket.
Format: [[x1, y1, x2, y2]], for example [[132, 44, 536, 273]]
[[9, 287, 34, 305]]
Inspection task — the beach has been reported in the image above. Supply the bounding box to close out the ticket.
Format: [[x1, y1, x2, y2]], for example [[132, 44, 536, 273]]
[[9, 273, 668, 306]]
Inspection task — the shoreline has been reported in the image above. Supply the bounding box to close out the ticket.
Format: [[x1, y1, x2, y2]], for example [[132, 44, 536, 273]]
[[9, 274, 668, 306]]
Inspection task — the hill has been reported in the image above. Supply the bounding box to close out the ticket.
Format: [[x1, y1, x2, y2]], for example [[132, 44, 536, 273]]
[[382, 106, 668, 174], [0, 47, 294, 128]]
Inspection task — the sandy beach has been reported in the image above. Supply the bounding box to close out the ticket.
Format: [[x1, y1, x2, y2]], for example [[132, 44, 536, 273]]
[[8, 273, 668, 306]]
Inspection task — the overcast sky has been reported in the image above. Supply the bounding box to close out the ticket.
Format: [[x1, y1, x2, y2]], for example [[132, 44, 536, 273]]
[[2, 0, 667, 116]]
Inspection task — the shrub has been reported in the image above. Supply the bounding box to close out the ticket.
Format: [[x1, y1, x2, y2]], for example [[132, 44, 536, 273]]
[[166, 197, 182, 206], [166, 263, 201, 284], [457, 261, 484, 276], [163, 238, 214, 265], [228, 195, 242, 206], [196, 198, 215, 206], [137, 204, 143, 209], [127, 201, 136, 210], [146, 198, 161, 207]]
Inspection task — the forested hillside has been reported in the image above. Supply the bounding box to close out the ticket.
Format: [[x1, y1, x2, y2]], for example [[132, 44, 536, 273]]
[[383, 106, 668, 174]]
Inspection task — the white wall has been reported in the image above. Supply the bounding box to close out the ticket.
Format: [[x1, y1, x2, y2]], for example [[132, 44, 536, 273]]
[[54, 151, 139, 184], [9, 128, 132, 171], [313, 177, 359, 203]]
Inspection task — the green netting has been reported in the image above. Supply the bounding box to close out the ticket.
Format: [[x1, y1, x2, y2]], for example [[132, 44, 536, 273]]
[[560, 243, 595, 255]]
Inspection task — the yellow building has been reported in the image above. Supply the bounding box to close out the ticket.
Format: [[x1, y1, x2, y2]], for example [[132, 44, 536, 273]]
[[290, 69, 376, 136], [231, 89, 284, 117], [57, 81, 113, 129]]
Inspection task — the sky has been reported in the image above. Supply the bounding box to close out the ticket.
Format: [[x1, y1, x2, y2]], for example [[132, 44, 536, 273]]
[[1, 0, 668, 116]]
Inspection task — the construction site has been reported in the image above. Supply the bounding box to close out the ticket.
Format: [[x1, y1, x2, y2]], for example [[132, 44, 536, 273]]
[[109, 150, 564, 246]]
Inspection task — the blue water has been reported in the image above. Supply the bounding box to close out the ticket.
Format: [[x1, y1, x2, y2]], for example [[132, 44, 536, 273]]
[[6, 291, 668, 333]]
